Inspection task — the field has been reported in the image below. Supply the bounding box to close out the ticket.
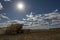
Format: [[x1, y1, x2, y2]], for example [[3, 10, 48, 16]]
[[0, 28, 60, 40]]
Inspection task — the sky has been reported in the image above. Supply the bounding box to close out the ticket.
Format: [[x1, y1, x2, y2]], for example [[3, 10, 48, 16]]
[[0, 0, 60, 22]]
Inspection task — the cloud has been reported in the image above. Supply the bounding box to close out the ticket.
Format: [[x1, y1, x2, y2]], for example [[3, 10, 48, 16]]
[[24, 9, 60, 25], [25, 12, 44, 21], [22, 9, 60, 29], [26, 12, 36, 21], [7, 20, 25, 24], [0, 3, 3, 10], [22, 18, 26, 20], [0, 14, 10, 20], [53, 9, 58, 12], [44, 10, 60, 19], [42, 9, 60, 25], [4, 0, 11, 1], [26, 12, 33, 18]]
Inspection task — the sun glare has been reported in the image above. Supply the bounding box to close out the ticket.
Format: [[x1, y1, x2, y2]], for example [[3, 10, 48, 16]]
[[16, 3, 24, 10]]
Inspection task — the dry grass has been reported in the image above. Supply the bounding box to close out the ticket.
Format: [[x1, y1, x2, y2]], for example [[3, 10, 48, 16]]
[[0, 28, 60, 40]]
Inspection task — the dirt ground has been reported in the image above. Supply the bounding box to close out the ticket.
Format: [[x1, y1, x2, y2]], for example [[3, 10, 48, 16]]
[[0, 29, 60, 40]]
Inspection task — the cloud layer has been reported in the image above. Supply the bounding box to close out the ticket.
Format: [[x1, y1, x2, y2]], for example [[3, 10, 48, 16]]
[[24, 9, 60, 25], [0, 14, 10, 20], [22, 9, 60, 29], [0, 9, 60, 29], [4, 0, 11, 1], [0, 3, 3, 10]]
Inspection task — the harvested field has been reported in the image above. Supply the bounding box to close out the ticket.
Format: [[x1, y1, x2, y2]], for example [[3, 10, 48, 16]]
[[0, 28, 60, 40]]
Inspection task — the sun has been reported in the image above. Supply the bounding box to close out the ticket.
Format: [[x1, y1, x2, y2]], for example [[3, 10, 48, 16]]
[[16, 3, 24, 10]]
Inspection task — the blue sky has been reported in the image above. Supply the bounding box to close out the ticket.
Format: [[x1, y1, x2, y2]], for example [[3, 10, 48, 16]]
[[0, 0, 60, 22]]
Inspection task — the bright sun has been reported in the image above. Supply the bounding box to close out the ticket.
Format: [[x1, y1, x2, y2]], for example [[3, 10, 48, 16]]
[[16, 3, 24, 10]]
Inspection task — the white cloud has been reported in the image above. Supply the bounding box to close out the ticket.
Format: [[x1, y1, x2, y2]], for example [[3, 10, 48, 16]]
[[44, 9, 60, 20], [26, 12, 43, 21], [7, 20, 25, 24], [22, 18, 26, 20], [26, 12, 33, 18], [0, 3, 3, 10], [53, 9, 58, 12], [0, 14, 10, 20], [24, 9, 60, 25], [43, 9, 60, 25], [4, 0, 11, 1], [21, 9, 60, 29]]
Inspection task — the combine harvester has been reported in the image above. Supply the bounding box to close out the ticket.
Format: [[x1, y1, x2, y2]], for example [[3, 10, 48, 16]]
[[0, 21, 23, 34]]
